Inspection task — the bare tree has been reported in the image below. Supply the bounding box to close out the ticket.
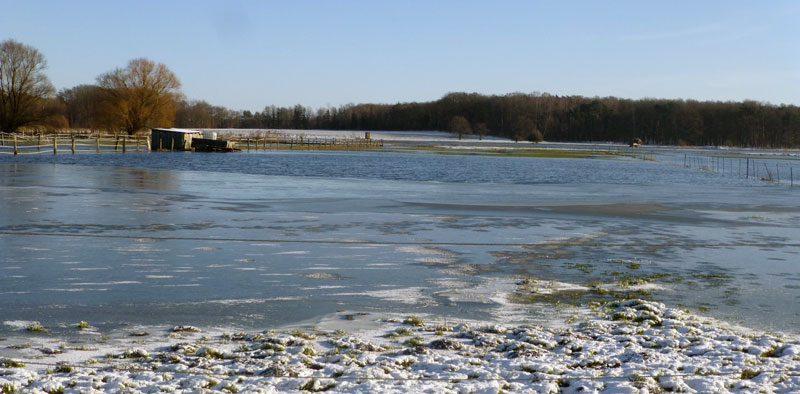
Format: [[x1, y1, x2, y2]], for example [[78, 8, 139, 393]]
[[58, 84, 104, 129], [0, 39, 56, 132], [97, 58, 181, 134], [448, 115, 472, 140], [174, 99, 216, 128], [473, 122, 488, 140], [512, 116, 542, 143]]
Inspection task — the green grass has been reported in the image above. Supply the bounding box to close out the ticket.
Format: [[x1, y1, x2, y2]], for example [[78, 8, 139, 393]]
[[0, 358, 25, 368], [44, 387, 65, 394], [564, 262, 594, 274], [302, 347, 317, 356], [291, 329, 316, 340], [403, 315, 425, 327], [741, 369, 760, 379], [760, 345, 782, 358], [394, 327, 413, 336], [404, 336, 425, 347], [397, 144, 630, 159], [299, 379, 337, 392], [2, 382, 18, 394]]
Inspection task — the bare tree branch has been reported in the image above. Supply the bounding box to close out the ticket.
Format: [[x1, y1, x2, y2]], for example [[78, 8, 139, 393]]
[[0, 39, 56, 132], [96, 58, 181, 134]]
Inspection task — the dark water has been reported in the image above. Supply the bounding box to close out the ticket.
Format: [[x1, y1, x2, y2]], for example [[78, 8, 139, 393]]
[[0, 149, 773, 186], [1, 150, 799, 336]]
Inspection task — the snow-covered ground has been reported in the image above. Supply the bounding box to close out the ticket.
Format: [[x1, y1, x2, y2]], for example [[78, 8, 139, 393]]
[[2, 299, 799, 393]]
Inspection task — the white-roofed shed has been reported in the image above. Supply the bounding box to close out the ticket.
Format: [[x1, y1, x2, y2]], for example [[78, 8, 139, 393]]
[[150, 128, 203, 151]]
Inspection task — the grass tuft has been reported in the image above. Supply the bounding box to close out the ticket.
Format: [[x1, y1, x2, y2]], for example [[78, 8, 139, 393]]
[[26, 322, 46, 332], [0, 358, 25, 368], [741, 369, 760, 379], [291, 329, 316, 340], [404, 336, 425, 347], [299, 379, 337, 392], [403, 315, 424, 327]]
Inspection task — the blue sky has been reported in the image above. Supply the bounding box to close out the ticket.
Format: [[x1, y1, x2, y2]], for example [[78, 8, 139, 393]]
[[2, 0, 799, 111]]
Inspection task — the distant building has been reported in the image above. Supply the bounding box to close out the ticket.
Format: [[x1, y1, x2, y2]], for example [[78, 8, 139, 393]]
[[150, 128, 203, 151]]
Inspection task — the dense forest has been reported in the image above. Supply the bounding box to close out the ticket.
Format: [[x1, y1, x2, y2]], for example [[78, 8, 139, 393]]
[[170, 93, 800, 147], [4, 39, 800, 147]]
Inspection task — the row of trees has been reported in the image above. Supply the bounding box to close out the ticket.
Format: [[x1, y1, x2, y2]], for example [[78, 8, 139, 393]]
[[1, 39, 180, 135], [172, 92, 800, 147], [3, 39, 800, 147], [57, 58, 180, 135]]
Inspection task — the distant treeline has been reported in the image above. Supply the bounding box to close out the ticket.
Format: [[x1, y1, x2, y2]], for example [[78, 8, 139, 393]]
[[170, 93, 800, 147], [4, 40, 799, 147]]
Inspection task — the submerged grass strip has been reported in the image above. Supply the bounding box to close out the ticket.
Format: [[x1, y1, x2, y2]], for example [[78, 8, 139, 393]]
[[394, 144, 633, 159]]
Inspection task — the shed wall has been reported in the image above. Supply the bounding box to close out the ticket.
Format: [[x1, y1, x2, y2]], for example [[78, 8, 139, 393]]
[[151, 129, 202, 151]]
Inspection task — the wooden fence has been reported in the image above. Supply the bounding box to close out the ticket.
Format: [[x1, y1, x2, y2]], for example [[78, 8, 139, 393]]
[[226, 135, 383, 151], [0, 133, 149, 155], [0, 132, 383, 155]]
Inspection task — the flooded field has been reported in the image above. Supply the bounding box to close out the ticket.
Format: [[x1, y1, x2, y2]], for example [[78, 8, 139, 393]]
[[1, 146, 799, 339]]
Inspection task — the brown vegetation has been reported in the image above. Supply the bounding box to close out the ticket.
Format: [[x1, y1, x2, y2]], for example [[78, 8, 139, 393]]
[[448, 116, 471, 140], [0, 39, 58, 132], [96, 58, 181, 135], [4, 39, 800, 148]]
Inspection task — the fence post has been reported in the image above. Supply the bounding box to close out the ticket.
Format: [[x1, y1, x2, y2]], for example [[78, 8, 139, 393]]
[[13, 135, 17, 155], [122, 136, 127, 153], [115, 135, 119, 151], [147, 136, 151, 151], [96, 134, 100, 153], [53, 136, 58, 155], [38, 133, 42, 151], [136, 136, 140, 152], [71, 135, 76, 154]]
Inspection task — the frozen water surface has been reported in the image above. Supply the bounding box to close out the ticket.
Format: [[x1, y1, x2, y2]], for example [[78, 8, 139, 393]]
[[1, 147, 799, 338]]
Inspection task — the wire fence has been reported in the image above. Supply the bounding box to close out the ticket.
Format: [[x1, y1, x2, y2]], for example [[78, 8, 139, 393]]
[[227, 134, 383, 151], [683, 153, 798, 186]]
